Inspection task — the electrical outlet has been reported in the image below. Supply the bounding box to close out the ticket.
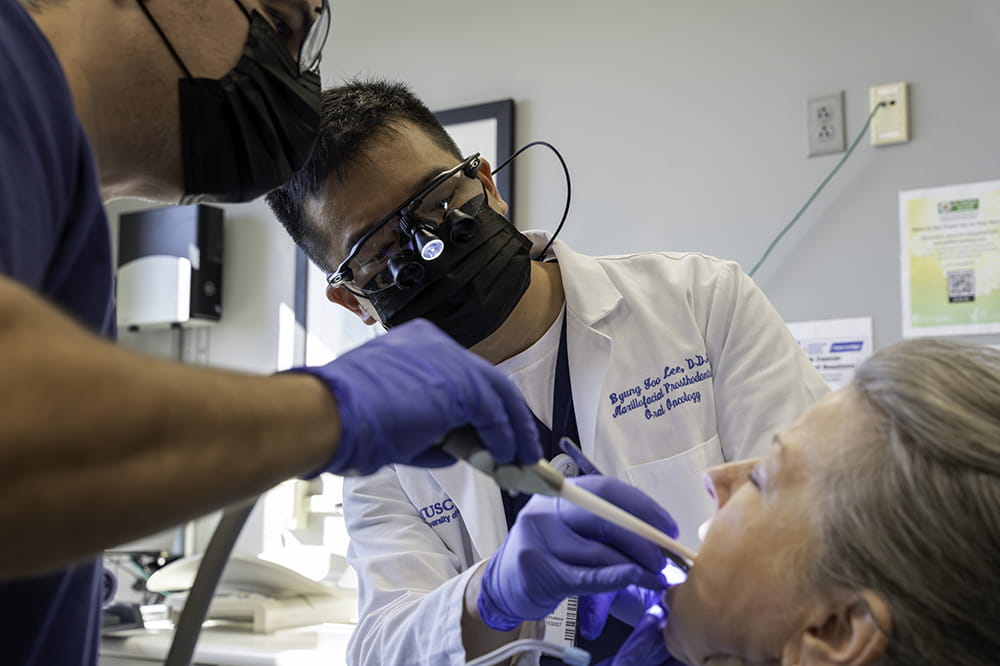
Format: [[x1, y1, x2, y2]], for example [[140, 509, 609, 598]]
[[869, 82, 909, 146], [806, 92, 846, 157]]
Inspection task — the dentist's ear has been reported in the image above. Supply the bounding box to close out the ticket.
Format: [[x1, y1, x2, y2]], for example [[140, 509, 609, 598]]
[[476, 157, 508, 216], [784, 590, 892, 666], [326, 284, 377, 326]]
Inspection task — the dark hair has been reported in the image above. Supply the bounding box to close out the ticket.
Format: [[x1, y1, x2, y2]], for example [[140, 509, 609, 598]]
[[266, 78, 461, 272]]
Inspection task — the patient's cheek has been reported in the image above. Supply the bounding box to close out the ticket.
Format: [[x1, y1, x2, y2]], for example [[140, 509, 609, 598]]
[[662, 587, 685, 657], [663, 622, 679, 659]]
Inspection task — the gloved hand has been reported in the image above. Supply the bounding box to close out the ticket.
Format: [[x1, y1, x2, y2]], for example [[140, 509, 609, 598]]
[[477, 476, 676, 631], [579, 584, 664, 639], [596, 604, 684, 666], [288, 318, 541, 476]]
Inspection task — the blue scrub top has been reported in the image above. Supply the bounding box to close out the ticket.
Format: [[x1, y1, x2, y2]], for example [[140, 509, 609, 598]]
[[1, 0, 115, 663]]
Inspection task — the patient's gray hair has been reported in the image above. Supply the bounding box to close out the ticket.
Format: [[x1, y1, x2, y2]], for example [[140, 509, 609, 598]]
[[809, 338, 1000, 666]]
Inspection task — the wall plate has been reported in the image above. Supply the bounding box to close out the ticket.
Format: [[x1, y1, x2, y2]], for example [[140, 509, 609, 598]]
[[869, 82, 909, 146], [807, 92, 846, 157]]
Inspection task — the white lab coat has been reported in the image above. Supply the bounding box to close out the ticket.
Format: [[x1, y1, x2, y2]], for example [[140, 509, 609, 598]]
[[343, 235, 829, 666]]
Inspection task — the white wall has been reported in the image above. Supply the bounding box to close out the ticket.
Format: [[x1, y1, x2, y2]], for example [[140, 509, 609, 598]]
[[319, 0, 1000, 348], [108, 0, 1000, 393]]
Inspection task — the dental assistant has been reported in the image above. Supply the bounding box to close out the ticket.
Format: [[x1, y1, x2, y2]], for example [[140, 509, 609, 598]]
[[267, 79, 831, 664], [0, 3, 540, 664]]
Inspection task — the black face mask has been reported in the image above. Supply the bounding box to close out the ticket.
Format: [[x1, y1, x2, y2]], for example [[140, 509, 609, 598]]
[[368, 195, 534, 348], [138, 3, 321, 203]]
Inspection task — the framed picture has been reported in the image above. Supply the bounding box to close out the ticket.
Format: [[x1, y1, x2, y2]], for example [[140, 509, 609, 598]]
[[435, 99, 516, 225], [293, 98, 517, 366]]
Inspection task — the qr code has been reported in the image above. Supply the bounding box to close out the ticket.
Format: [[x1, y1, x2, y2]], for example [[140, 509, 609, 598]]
[[947, 269, 975, 303]]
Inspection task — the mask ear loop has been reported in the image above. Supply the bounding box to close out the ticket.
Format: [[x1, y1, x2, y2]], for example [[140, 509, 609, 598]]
[[229, 0, 252, 21], [134, 0, 194, 79]]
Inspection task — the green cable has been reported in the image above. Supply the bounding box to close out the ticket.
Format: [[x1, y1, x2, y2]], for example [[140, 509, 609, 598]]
[[749, 101, 887, 277]]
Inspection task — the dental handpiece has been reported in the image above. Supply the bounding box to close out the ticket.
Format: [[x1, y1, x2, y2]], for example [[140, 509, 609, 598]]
[[439, 428, 697, 572], [552, 465, 696, 572]]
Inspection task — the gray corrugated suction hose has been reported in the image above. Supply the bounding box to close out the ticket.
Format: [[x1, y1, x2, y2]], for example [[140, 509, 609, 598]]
[[164, 497, 257, 666]]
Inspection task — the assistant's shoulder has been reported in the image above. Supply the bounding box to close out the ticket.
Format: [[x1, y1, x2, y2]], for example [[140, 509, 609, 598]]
[[0, 1, 90, 263], [0, 5, 81, 165], [0, 1, 73, 122]]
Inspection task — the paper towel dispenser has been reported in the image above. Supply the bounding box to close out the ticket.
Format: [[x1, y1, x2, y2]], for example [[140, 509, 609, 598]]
[[117, 204, 223, 329]]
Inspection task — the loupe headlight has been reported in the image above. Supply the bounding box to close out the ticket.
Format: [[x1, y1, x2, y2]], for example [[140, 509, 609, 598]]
[[412, 225, 445, 260]]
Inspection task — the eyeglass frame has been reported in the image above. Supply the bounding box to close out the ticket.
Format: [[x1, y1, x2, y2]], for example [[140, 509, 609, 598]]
[[298, 0, 331, 74], [326, 152, 483, 293]]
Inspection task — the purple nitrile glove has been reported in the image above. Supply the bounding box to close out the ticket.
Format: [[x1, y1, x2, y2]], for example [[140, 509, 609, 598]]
[[477, 476, 676, 631], [578, 584, 664, 639], [288, 319, 541, 476], [596, 604, 685, 666], [566, 438, 681, 643]]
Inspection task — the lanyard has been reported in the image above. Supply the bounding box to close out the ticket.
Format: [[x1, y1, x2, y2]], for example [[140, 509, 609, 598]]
[[502, 312, 578, 528], [550, 311, 581, 453], [500, 312, 635, 661]]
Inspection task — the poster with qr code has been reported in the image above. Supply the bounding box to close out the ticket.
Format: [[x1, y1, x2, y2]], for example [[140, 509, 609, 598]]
[[900, 180, 1000, 337]]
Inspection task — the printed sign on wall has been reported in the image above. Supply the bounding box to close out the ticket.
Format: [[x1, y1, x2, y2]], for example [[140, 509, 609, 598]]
[[900, 180, 1000, 338]]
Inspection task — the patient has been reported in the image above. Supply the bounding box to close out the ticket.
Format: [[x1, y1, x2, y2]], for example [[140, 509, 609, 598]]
[[663, 338, 999, 666]]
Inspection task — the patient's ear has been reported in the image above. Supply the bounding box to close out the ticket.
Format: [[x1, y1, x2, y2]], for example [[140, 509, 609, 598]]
[[783, 590, 891, 666], [326, 285, 377, 326]]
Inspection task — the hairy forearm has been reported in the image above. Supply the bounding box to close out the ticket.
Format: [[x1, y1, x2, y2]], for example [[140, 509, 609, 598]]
[[0, 278, 338, 577], [462, 564, 521, 661]]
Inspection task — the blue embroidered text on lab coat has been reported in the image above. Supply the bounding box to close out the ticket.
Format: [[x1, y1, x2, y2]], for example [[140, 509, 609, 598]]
[[608, 356, 714, 420], [418, 498, 460, 527]]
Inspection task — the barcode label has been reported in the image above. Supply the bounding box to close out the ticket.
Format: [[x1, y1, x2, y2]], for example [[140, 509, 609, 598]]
[[542, 596, 578, 648], [563, 596, 578, 644]]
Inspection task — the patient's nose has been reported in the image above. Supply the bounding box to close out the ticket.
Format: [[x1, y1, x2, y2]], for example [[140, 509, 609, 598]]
[[705, 459, 758, 508]]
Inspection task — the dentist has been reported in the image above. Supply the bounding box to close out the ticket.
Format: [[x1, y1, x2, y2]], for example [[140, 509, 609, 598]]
[[267, 78, 830, 664]]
